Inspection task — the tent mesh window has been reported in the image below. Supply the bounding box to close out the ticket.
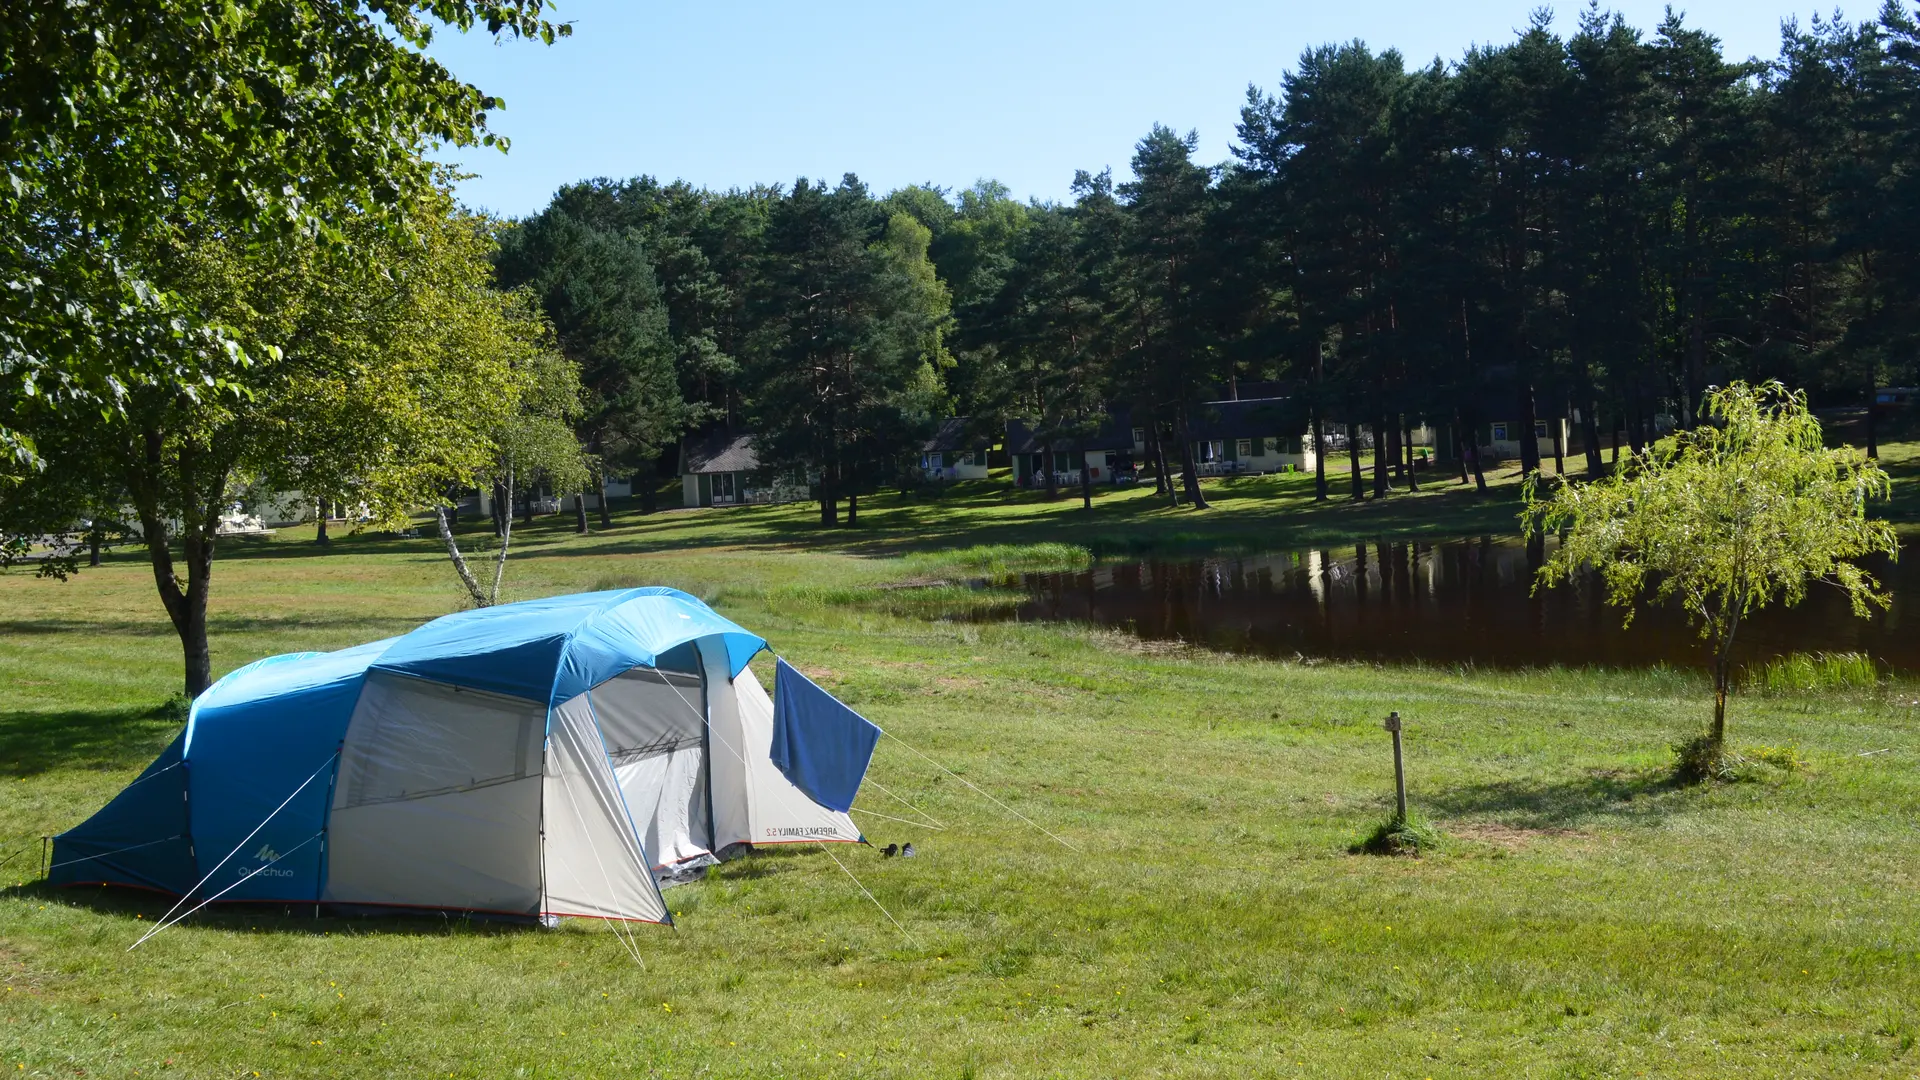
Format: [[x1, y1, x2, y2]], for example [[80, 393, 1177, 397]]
[[335, 673, 546, 809], [592, 668, 706, 765]]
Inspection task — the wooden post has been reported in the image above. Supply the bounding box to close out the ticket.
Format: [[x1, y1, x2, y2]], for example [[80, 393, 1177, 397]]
[[1385, 711, 1407, 821]]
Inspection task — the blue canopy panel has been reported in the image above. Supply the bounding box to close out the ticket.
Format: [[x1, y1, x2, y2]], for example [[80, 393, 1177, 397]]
[[183, 638, 394, 902], [373, 588, 765, 704], [770, 658, 881, 813], [48, 728, 194, 894]]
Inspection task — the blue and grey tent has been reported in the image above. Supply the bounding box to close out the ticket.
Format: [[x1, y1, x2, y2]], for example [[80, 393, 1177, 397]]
[[48, 588, 880, 925]]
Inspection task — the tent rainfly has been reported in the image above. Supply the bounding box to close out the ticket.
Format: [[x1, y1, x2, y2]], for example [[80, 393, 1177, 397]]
[[48, 588, 879, 926]]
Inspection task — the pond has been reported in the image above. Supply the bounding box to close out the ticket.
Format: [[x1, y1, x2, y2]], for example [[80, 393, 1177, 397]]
[[995, 538, 1918, 670]]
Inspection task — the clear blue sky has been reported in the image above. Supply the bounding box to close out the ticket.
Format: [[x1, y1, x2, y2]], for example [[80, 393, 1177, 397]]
[[426, 0, 1884, 218]]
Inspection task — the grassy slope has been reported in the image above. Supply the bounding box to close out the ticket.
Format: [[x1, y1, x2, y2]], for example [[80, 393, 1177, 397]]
[[3, 453, 1919, 1078]]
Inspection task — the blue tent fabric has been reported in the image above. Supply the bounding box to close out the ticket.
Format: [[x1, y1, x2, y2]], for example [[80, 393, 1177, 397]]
[[374, 587, 765, 704], [182, 639, 395, 901], [770, 658, 881, 813], [49, 589, 771, 904], [47, 729, 194, 894]]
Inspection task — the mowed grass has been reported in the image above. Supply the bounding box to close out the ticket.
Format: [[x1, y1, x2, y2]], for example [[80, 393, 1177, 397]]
[[4, 463, 1920, 1078]]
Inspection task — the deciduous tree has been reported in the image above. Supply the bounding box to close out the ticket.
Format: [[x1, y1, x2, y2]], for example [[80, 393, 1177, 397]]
[[1525, 381, 1897, 777]]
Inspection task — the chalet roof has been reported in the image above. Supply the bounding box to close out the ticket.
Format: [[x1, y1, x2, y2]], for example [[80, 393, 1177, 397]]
[[921, 417, 995, 453], [1187, 397, 1310, 440], [681, 429, 759, 475], [1005, 412, 1135, 455]]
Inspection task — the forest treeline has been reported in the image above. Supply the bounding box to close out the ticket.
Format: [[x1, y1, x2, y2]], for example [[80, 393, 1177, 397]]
[[505, 5, 1920, 515]]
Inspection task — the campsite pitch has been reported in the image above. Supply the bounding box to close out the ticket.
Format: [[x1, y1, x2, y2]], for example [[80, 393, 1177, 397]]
[[4, 477, 1920, 1078]]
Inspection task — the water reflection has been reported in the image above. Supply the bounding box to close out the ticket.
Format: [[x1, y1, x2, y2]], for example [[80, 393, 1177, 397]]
[[1004, 538, 1913, 669]]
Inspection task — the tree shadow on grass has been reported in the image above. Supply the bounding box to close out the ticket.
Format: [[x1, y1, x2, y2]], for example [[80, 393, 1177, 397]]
[[0, 613, 421, 640], [1422, 767, 1686, 830], [0, 704, 178, 778]]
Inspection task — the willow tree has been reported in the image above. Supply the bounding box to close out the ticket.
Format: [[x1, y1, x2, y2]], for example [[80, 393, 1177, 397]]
[[1525, 381, 1897, 776]]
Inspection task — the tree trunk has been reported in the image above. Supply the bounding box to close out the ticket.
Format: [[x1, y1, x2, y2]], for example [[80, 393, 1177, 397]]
[[521, 489, 535, 526], [846, 492, 859, 527], [1176, 410, 1208, 510], [818, 467, 838, 527], [1372, 416, 1390, 498], [1710, 603, 1743, 749], [488, 470, 514, 605], [437, 505, 489, 608], [1042, 440, 1059, 501], [638, 463, 658, 514], [314, 499, 330, 546], [1391, 419, 1407, 487], [178, 532, 213, 698], [492, 481, 508, 538], [1156, 425, 1177, 507], [88, 526, 102, 567], [1311, 407, 1328, 502], [1685, 279, 1705, 431], [1404, 420, 1419, 492], [597, 473, 613, 529], [1612, 413, 1623, 468], [573, 493, 589, 534], [1147, 422, 1169, 498], [1080, 454, 1093, 510], [1454, 421, 1469, 484], [1866, 373, 1879, 458], [1469, 431, 1488, 494], [132, 431, 221, 699], [1711, 657, 1729, 749], [1518, 384, 1542, 476], [1583, 399, 1604, 476], [144, 518, 215, 698], [1346, 422, 1365, 499], [1551, 415, 1565, 477]]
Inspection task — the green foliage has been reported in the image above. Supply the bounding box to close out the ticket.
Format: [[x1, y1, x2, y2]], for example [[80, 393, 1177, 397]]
[[1748, 652, 1881, 696], [494, 208, 689, 493], [0, 0, 565, 465], [1527, 382, 1899, 750], [744, 177, 952, 524], [1, 186, 552, 691]]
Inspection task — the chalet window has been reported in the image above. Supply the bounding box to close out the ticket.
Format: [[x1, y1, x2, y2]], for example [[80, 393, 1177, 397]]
[[1237, 439, 1253, 457], [927, 452, 945, 469], [1491, 423, 1509, 441], [1131, 428, 1145, 446], [1534, 421, 1549, 439], [1053, 451, 1073, 472]]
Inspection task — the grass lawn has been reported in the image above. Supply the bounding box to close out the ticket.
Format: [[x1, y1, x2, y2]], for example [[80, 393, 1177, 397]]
[[4, 453, 1920, 1078]]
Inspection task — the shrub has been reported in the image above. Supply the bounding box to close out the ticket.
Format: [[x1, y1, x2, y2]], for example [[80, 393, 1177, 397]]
[[1349, 812, 1444, 856], [1673, 733, 1748, 784], [1749, 742, 1810, 774], [156, 692, 190, 725]]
